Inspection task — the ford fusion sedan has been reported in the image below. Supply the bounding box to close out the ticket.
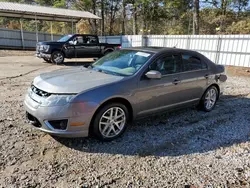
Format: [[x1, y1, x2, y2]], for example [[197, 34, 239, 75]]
[[24, 47, 227, 141]]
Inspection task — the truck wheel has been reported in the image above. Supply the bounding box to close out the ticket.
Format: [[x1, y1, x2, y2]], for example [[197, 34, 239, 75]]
[[51, 51, 64, 64]]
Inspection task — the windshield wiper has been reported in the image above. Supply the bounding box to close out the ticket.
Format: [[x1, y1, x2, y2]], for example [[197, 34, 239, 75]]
[[102, 70, 124, 76], [92, 67, 125, 76]]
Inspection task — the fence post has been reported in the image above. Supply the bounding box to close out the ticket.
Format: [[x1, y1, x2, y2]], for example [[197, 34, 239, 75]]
[[215, 37, 222, 64], [163, 35, 166, 47], [186, 36, 190, 49], [20, 19, 25, 49], [142, 35, 148, 47], [35, 14, 38, 42], [50, 21, 53, 41], [120, 34, 123, 47]]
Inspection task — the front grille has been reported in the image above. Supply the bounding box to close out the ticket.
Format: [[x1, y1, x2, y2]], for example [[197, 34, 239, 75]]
[[31, 85, 51, 98], [26, 112, 42, 128], [48, 120, 68, 130]]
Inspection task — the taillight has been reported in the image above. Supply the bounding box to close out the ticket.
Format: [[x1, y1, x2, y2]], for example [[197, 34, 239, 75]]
[[117, 45, 122, 49]]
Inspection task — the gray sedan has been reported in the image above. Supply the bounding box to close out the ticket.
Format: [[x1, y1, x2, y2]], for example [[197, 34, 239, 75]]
[[24, 47, 227, 141]]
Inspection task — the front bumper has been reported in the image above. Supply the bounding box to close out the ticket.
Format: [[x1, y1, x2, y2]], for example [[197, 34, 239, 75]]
[[24, 94, 96, 138], [36, 52, 51, 59]]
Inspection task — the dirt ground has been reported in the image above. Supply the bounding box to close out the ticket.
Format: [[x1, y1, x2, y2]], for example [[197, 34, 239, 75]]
[[0, 54, 250, 188]]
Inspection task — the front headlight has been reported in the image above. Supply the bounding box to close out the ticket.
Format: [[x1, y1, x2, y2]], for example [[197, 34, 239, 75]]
[[40, 45, 50, 52], [40, 94, 75, 107]]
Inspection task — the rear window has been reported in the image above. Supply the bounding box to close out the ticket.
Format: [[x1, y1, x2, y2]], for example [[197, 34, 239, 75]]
[[182, 54, 207, 71]]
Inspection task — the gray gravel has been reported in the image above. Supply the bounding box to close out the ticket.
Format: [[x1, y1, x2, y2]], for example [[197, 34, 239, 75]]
[[0, 56, 250, 188]]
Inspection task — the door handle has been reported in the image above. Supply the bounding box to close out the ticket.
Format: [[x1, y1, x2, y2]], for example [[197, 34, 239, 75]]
[[172, 79, 181, 85], [204, 74, 209, 79]]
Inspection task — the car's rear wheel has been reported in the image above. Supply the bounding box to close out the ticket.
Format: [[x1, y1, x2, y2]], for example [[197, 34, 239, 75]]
[[92, 103, 128, 141], [51, 51, 64, 64], [200, 86, 218, 112]]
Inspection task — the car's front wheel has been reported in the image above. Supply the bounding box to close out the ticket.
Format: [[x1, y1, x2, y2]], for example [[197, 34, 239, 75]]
[[92, 103, 129, 141], [200, 86, 218, 112], [51, 51, 64, 64]]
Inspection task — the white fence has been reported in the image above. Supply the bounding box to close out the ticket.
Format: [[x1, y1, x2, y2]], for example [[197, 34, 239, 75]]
[[0, 27, 250, 67], [100, 35, 250, 67]]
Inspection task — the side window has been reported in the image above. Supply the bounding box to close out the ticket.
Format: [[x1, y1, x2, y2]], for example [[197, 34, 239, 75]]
[[149, 55, 182, 75], [85, 36, 98, 44], [73, 36, 84, 44], [182, 54, 206, 71], [201, 61, 208, 69]]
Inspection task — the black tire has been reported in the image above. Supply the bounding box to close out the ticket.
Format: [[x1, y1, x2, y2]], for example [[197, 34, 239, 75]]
[[51, 51, 64, 64], [92, 103, 129, 141], [200, 86, 219, 112], [43, 58, 51, 63]]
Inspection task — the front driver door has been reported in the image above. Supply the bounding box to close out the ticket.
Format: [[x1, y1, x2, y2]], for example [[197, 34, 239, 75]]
[[135, 54, 183, 117]]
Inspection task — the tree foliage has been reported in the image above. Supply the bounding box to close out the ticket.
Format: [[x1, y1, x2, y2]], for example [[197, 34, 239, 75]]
[[0, 0, 249, 35]]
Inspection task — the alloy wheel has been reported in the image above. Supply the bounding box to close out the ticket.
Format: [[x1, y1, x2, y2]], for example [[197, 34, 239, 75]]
[[99, 107, 126, 138], [53, 52, 63, 64], [204, 88, 217, 110]]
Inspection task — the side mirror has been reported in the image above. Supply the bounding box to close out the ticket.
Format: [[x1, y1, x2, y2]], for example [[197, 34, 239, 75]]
[[145, 70, 162, 79]]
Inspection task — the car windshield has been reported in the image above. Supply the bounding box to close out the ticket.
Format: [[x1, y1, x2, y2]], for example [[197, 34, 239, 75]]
[[92, 50, 153, 76], [58, 35, 72, 42]]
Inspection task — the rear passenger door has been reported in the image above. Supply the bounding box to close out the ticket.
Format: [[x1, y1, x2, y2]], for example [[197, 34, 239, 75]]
[[73, 35, 101, 57], [178, 53, 209, 102], [81, 35, 101, 57]]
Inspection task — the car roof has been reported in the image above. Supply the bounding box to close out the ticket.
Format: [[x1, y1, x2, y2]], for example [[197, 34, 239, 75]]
[[125, 47, 197, 54], [124, 47, 215, 66]]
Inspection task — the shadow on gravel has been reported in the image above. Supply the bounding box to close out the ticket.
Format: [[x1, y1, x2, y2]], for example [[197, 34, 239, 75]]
[[53, 95, 250, 157]]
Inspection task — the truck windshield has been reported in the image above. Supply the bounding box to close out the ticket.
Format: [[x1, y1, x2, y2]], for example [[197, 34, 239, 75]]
[[58, 35, 72, 42], [92, 50, 153, 76]]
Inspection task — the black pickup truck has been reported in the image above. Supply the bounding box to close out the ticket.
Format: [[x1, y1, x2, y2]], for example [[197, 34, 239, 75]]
[[36, 34, 121, 64]]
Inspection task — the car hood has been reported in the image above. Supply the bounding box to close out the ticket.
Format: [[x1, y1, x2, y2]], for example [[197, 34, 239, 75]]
[[33, 67, 124, 94]]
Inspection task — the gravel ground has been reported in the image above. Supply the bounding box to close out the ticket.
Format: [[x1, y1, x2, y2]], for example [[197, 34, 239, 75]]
[[0, 50, 35, 57], [0, 56, 250, 188]]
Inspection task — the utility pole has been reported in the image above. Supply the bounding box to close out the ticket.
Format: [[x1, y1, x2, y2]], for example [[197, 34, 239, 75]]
[[101, 0, 105, 35], [121, 0, 126, 35], [193, 0, 200, 35]]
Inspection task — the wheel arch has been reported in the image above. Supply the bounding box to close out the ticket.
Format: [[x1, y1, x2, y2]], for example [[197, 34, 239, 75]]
[[207, 83, 220, 99], [51, 49, 65, 57], [89, 97, 134, 134]]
